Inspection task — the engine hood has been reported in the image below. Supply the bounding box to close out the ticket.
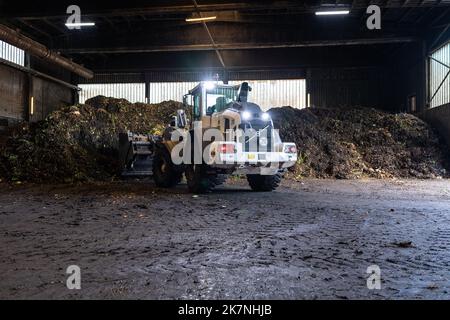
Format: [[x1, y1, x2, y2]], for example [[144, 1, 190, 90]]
[[230, 102, 263, 114]]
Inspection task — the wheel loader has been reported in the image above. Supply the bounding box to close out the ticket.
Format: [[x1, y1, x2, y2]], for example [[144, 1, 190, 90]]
[[120, 82, 297, 193]]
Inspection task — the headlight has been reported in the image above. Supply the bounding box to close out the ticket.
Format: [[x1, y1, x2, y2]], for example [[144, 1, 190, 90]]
[[261, 112, 270, 121], [242, 111, 252, 121]]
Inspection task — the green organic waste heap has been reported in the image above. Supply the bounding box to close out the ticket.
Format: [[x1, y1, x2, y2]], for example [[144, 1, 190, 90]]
[[271, 106, 449, 179], [0, 98, 448, 183], [0, 97, 184, 183]]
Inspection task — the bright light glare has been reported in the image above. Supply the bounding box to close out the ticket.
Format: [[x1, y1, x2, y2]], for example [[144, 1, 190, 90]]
[[65, 22, 96, 28], [242, 111, 252, 121], [315, 10, 350, 16], [261, 112, 270, 121], [203, 81, 216, 90]]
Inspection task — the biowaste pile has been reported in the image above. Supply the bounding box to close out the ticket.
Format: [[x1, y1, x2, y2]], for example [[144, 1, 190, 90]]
[[270, 106, 449, 179], [0, 97, 184, 183], [0, 97, 448, 183]]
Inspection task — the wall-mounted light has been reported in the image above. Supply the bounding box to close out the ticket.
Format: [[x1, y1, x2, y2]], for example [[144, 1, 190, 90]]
[[30, 96, 34, 116], [65, 22, 96, 28], [185, 16, 217, 22], [315, 10, 350, 16]]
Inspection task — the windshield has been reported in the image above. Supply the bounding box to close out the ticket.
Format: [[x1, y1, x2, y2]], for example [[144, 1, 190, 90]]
[[206, 87, 238, 114]]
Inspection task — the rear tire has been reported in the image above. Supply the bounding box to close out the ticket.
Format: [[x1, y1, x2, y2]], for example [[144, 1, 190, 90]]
[[185, 164, 225, 193], [247, 173, 281, 192], [153, 147, 182, 188]]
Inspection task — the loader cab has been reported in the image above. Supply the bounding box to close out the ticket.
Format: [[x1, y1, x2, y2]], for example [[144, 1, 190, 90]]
[[183, 82, 244, 121]]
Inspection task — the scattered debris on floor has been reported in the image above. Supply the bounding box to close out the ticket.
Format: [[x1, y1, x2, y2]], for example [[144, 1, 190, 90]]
[[393, 241, 414, 248], [1, 179, 450, 299], [271, 106, 449, 179], [0, 98, 448, 183]]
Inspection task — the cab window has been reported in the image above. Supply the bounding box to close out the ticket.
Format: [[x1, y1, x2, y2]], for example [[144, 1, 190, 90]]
[[206, 87, 237, 115]]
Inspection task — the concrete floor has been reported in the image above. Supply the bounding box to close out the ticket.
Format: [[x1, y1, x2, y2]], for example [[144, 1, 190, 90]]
[[1, 179, 450, 299]]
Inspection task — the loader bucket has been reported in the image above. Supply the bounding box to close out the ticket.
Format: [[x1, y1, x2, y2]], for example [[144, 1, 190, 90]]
[[119, 132, 155, 177]]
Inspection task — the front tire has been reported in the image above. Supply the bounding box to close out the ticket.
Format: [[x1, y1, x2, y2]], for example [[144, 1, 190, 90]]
[[247, 173, 282, 192], [185, 165, 225, 193], [153, 147, 182, 188]]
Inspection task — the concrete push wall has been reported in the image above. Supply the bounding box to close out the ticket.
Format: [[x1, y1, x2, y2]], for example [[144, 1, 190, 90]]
[[30, 77, 74, 122], [421, 103, 450, 149], [0, 62, 75, 124]]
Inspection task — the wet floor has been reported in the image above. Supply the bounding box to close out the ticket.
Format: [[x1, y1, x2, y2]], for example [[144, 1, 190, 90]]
[[1, 178, 450, 299]]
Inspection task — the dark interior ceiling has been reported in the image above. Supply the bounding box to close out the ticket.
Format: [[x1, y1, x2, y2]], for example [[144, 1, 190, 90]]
[[0, 0, 449, 73]]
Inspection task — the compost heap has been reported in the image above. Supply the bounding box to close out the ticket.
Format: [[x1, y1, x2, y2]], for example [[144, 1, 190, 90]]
[[0, 97, 184, 183], [271, 106, 449, 179], [0, 97, 448, 183]]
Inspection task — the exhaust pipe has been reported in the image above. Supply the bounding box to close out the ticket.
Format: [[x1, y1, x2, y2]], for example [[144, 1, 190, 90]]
[[0, 24, 94, 79]]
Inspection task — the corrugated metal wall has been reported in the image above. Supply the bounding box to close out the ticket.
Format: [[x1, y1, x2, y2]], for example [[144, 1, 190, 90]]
[[79, 83, 146, 103], [149, 82, 198, 103], [77, 70, 305, 84], [229, 80, 306, 110], [430, 42, 450, 109], [0, 40, 25, 66], [149, 80, 306, 110], [308, 67, 387, 109], [78, 73, 144, 84], [78, 80, 306, 110]]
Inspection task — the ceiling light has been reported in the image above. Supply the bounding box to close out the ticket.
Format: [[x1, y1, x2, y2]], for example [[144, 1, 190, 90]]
[[315, 10, 350, 16], [185, 16, 217, 22], [65, 22, 96, 28]]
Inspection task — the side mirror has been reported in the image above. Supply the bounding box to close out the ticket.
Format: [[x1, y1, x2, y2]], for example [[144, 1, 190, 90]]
[[183, 94, 192, 108], [176, 109, 187, 128], [237, 82, 250, 102]]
